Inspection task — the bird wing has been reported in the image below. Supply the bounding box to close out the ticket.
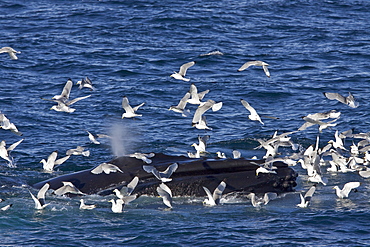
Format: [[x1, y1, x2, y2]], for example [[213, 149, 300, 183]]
[[91, 164, 104, 174], [213, 181, 226, 203], [7, 139, 24, 152], [197, 89, 210, 101], [192, 100, 214, 123], [240, 99, 259, 116], [304, 185, 316, 202], [121, 96, 135, 113], [202, 186, 215, 205], [157, 184, 172, 208], [323, 92, 347, 104], [126, 176, 139, 195], [176, 92, 191, 109], [342, 182, 360, 196], [237, 61, 255, 71], [160, 163, 178, 178], [66, 94, 91, 106], [179, 61, 196, 76], [143, 165, 162, 180], [61, 79, 73, 100], [37, 183, 50, 206], [29, 191, 42, 209], [263, 192, 277, 205], [262, 65, 270, 77], [132, 102, 145, 112]]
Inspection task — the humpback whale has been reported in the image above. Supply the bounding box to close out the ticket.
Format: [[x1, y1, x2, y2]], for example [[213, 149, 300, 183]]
[[33, 153, 298, 197]]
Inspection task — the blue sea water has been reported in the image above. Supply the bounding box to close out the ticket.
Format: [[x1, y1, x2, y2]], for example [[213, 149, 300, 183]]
[[1, 0, 370, 246]]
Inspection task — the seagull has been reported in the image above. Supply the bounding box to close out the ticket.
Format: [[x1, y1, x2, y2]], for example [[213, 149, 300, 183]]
[[121, 96, 145, 118], [48, 95, 92, 113], [113, 176, 139, 199], [40, 151, 70, 172], [76, 77, 94, 90], [79, 199, 96, 210], [91, 162, 123, 174], [0, 204, 12, 211], [192, 99, 223, 128], [323, 92, 359, 108], [0, 113, 22, 136], [169, 91, 191, 117], [193, 115, 213, 130], [328, 130, 347, 150], [240, 99, 264, 125], [232, 150, 241, 159], [0, 139, 24, 167], [0, 47, 21, 60], [108, 198, 125, 213], [66, 146, 90, 156], [249, 192, 277, 208], [128, 152, 155, 164], [54, 181, 85, 196], [297, 185, 316, 208], [237, 60, 270, 77], [157, 183, 173, 208], [256, 166, 277, 176], [187, 150, 200, 158], [143, 163, 178, 183], [359, 168, 370, 178], [300, 116, 338, 132], [187, 84, 209, 105], [29, 183, 50, 210], [216, 151, 226, 158], [170, 61, 196, 81], [202, 181, 226, 206], [333, 182, 360, 199], [191, 135, 210, 153], [52, 79, 73, 103], [84, 130, 101, 144]]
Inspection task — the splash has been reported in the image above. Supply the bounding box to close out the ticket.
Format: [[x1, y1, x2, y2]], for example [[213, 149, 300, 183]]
[[109, 122, 137, 157]]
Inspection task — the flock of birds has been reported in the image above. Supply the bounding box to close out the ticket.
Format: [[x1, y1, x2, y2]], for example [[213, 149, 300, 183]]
[[0, 46, 368, 213]]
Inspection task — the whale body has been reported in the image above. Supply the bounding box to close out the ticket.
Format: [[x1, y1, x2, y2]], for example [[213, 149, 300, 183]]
[[33, 153, 298, 197]]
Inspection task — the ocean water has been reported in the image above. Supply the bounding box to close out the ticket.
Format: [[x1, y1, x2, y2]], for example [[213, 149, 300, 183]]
[[1, 0, 370, 246]]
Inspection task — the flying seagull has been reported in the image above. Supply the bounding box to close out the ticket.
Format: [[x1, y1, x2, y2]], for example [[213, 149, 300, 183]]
[[323, 92, 359, 108], [40, 151, 70, 172], [170, 61, 196, 81], [54, 181, 85, 196], [0, 112, 22, 136], [91, 162, 123, 174], [121, 96, 145, 118], [76, 77, 94, 90], [157, 183, 173, 208], [0, 47, 21, 60], [240, 99, 264, 125], [143, 163, 178, 183], [169, 91, 191, 117], [237, 60, 270, 77]]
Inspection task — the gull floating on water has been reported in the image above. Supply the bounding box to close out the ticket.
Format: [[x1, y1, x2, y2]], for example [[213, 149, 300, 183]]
[[54, 181, 85, 196], [91, 162, 123, 174], [232, 150, 241, 159], [216, 151, 226, 158], [323, 92, 359, 108], [240, 99, 264, 125], [202, 181, 226, 206], [157, 183, 173, 208], [170, 61, 196, 81], [0, 47, 21, 60], [143, 163, 178, 183], [333, 182, 360, 199], [79, 199, 96, 210], [237, 60, 270, 77], [40, 151, 70, 172], [29, 183, 50, 210], [297, 185, 316, 208], [0, 112, 22, 136], [121, 96, 145, 118], [76, 77, 94, 91], [199, 50, 224, 56]]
